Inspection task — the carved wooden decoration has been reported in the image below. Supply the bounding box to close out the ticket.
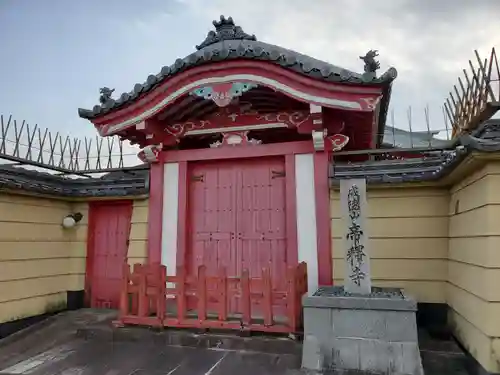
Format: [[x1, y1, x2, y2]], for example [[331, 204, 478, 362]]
[[312, 130, 350, 152], [309, 104, 323, 129], [312, 129, 327, 151], [209, 131, 261, 148], [327, 134, 350, 151], [191, 82, 258, 107], [361, 97, 382, 110], [164, 110, 312, 138], [137, 143, 162, 163]]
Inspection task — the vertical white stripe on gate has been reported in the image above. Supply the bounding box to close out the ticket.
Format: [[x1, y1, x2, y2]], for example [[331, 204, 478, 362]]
[[161, 162, 179, 277], [294, 153, 319, 293]]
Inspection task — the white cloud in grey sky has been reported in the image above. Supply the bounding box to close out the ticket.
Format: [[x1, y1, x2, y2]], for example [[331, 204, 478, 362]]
[[183, 0, 500, 130], [0, 0, 499, 143]]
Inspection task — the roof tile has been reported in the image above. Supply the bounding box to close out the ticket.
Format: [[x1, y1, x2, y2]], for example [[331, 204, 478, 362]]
[[78, 16, 397, 120]]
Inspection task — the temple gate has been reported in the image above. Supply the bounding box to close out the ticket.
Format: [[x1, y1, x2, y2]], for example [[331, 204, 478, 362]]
[[78, 15, 397, 330]]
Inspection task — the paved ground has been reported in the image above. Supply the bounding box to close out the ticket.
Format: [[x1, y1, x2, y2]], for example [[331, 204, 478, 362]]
[[0, 340, 303, 375], [0, 309, 470, 375]]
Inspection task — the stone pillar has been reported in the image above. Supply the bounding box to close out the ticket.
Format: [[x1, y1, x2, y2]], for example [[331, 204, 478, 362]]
[[340, 178, 371, 294], [302, 178, 424, 374]]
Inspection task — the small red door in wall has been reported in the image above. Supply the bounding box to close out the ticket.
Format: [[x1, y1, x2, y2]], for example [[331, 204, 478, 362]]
[[86, 201, 133, 309], [188, 157, 288, 315]]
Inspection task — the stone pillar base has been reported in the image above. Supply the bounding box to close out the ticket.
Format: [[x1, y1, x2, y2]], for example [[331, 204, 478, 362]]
[[302, 286, 424, 375]]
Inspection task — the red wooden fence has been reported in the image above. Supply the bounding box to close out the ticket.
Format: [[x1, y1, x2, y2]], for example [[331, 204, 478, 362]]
[[114, 262, 308, 333]]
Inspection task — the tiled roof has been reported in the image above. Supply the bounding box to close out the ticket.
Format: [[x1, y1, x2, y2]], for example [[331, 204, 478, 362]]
[[78, 16, 397, 120], [330, 151, 465, 185], [0, 165, 149, 198], [4, 121, 499, 197], [330, 119, 500, 185]]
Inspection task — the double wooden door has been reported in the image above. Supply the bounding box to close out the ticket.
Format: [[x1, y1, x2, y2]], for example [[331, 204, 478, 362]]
[[187, 157, 288, 315]]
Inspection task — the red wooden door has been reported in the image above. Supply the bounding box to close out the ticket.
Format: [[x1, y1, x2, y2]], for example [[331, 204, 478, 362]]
[[188, 161, 236, 278], [86, 201, 133, 309], [236, 158, 288, 316], [187, 157, 288, 316]]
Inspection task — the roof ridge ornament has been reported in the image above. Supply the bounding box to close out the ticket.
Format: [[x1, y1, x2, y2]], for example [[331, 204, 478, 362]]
[[359, 50, 380, 81], [99, 87, 115, 105], [196, 15, 257, 50]]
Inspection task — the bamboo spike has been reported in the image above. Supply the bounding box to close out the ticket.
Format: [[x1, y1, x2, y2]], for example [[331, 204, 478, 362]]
[[84, 137, 92, 171], [73, 138, 82, 171], [37, 127, 48, 164], [0, 114, 132, 174], [95, 136, 103, 170], [462, 67, 475, 122], [67, 138, 78, 171], [0, 114, 12, 154], [390, 109, 396, 147], [25, 123, 37, 160], [453, 85, 463, 129], [118, 139, 124, 168], [456, 76, 470, 127], [107, 137, 114, 169], [468, 60, 486, 120], [424, 105, 431, 148], [58, 135, 69, 168], [442, 106, 450, 140], [407, 106, 413, 148], [491, 48, 499, 100], [444, 100, 455, 130], [12, 120, 25, 158], [475, 49, 496, 102], [448, 91, 458, 126], [48, 131, 58, 166]]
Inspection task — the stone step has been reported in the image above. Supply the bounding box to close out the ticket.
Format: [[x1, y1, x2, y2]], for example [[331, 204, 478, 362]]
[[76, 325, 303, 356]]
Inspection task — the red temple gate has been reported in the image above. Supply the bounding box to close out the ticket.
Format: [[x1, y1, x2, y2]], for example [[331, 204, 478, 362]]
[[79, 15, 397, 333]]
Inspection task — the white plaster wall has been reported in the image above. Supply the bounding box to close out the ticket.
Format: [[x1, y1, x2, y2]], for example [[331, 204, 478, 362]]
[[161, 162, 179, 277], [295, 153, 319, 292]]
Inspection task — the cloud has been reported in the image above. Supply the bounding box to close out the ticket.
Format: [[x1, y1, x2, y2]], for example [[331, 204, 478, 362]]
[[0, 0, 498, 144], [182, 0, 499, 130]]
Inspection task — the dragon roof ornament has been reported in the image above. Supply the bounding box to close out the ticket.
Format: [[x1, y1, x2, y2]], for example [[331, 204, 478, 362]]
[[360, 50, 380, 80], [196, 15, 257, 50]]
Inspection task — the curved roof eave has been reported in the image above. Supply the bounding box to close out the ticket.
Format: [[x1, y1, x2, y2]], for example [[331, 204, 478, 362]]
[[78, 16, 397, 121]]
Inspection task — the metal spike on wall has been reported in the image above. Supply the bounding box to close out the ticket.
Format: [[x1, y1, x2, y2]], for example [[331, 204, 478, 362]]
[[0, 114, 140, 175], [2, 104, 460, 172], [330, 103, 456, 162], [443, 47, 499, 137]]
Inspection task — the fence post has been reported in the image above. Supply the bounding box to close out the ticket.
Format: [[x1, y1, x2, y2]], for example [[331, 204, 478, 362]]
[[241, 269, 251, 326], [218, 267, 228, 321], [287, 266, 297, 331], [262, 267, 273, 326], [137, 265, 148, 318], [119, 263, 130, 318], [176, 265, 186, 322], [197, 265, 207, 322], [158, 264, 167, 323], [298, 262, 308, 329]]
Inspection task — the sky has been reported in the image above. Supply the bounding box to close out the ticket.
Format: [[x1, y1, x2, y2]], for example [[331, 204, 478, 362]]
[[0, 0, 499, 144]]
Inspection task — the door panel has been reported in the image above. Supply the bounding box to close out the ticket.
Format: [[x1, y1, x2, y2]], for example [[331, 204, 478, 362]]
[[187, 157, 288, 316], [188, 162, 236, 277], [187, 161, 237, 312], [236, 158, 287, 315], [88, 201, 133, 309]]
